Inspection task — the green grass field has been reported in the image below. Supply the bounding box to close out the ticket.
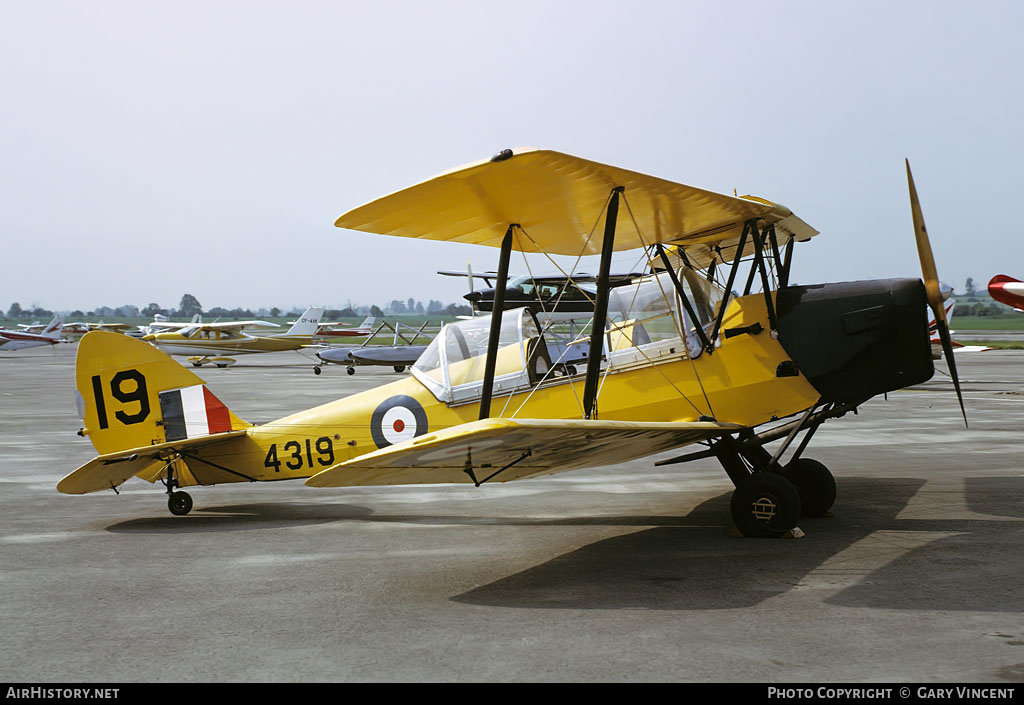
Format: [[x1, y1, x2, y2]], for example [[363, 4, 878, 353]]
[[950, 315, 1024, 330]]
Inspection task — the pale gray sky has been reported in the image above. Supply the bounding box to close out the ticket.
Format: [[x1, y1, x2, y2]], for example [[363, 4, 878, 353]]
[[2, 1, 1021, 312]]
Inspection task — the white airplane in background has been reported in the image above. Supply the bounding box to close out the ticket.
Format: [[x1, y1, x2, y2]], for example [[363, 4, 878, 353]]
[[0, 314, 65, 351], [143, 306, 326, 367], [315, 316, 377, 338], [929, 298, 993, 357], [137, 314, 279, 337]]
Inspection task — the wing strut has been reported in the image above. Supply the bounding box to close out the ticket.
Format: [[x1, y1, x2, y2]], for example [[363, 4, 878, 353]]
[[462, 449, 533, 487], [708, 220, 751, 347], [749, 223, 780, 334], [655, 244, 713, 354], [479, 224, 516, 419], [582, 187, 624, 419]]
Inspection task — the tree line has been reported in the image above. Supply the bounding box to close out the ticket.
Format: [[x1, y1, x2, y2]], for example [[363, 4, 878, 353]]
[[5, 294, 472, 320]]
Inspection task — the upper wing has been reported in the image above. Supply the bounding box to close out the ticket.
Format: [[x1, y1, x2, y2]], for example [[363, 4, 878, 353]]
[[57, 430, 248, 495], [335, 148, 816, 257], [305, 417, 739, 488]]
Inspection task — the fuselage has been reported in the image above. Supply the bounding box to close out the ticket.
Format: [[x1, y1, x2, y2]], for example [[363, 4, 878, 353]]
[[178, 293, 822, 486], [145, 332, 315, 356]]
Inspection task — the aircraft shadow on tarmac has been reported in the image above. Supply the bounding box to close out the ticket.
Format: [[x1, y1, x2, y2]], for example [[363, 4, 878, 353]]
[[105, 502, 375, 533], [450, 476, 1023, 613], [102, 477, 1022, 614]]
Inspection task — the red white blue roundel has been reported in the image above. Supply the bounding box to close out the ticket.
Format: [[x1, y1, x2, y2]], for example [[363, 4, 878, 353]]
[[371, 395, 428, 449]]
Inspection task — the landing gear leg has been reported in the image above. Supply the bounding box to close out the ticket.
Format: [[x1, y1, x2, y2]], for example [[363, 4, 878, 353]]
[[710, 435, 802, 538], [162, 464, 193, 516]]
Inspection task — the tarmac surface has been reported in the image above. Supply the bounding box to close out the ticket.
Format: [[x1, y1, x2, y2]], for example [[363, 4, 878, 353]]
[[1, 343, 1022, 683]]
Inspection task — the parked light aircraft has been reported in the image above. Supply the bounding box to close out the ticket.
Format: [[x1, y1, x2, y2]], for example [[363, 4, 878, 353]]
[[58, 149, 964, 540], [142, 306, 325, 367], [138, 314, 279, 337], [928, 300, 994, 356], [315, 316, 377, 338], [313, 320, 431, 375], [0, 314, 64, 350], [988, 275, 1024, 312]]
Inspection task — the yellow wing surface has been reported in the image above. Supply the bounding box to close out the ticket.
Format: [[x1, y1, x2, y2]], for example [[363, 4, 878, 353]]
[[335, 148, 817, 264], [306, 417, 739, 488], [57, 431, 249, 495]]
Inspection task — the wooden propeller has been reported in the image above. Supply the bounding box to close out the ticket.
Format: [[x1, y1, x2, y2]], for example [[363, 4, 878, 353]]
[[907, 159, 967, 426]]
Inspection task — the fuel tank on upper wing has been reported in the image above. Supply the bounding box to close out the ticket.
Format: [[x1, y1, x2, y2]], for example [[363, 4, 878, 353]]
[[774, 278, 934, 403]]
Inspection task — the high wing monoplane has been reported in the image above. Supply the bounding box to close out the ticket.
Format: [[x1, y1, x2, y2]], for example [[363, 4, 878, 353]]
[[59, 149, 964, 540], [0, 314, 64, 351], [440, 269, 644, 319], [142, 306, 325, 367]]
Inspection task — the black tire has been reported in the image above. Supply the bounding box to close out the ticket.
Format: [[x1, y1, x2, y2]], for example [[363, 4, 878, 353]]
[[313, 366, 322, 375], [393, 365, 405, 373], [730, 473, 801, 538], [781, 458, 836, 517], [168, 491, 193, 516], [566, 365, 577, 376], [191, 362, 202, 367], [346, 367, 356, 376]]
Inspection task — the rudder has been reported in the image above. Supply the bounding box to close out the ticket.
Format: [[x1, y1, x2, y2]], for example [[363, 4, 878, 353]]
[[75, 331, 249, 456]]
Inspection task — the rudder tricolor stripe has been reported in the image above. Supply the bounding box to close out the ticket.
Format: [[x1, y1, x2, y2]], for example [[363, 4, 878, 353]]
[[159, 385, 234, 441]]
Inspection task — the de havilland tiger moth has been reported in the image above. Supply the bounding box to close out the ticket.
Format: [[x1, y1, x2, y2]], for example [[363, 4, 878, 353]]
[[58, 149, 965, 538]]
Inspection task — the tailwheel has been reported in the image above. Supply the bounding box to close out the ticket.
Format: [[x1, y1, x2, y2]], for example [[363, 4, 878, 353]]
[[781, 458, 836, 517], [168, 491, 193, 516], [730, 472, 801, 538]]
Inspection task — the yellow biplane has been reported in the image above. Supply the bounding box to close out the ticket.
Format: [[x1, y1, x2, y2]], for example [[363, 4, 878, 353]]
[[58, 149, 964, 537]]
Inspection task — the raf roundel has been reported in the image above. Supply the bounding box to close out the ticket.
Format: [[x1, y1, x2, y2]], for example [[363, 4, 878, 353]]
[[370, 395, 429, 449]]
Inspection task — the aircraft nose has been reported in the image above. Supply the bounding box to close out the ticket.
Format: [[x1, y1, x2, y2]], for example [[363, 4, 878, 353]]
[[774, 278, 934, 403]]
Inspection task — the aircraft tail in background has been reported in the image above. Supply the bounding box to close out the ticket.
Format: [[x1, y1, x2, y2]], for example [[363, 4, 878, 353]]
[[284, 307, 326, 336]]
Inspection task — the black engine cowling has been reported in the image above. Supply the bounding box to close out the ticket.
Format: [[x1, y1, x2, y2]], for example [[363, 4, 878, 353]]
[[775, 278, 934, 403]]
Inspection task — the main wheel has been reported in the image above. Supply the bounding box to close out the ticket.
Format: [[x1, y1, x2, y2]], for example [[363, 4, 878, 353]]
[[730, 473, 801, 538], [781, 458, 836, 517], [313, 366, 322, 375], [393, 365, 405, 373], [346, 367, 356, 376], [168, 491, 193, 516]]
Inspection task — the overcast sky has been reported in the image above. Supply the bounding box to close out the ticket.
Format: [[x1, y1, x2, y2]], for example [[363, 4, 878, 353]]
[[2, 1, 1021, 313]]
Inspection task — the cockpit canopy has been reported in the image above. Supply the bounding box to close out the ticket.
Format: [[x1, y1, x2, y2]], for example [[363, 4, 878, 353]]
[[413, 267, 727, 406], [412, 308, 547, 404]]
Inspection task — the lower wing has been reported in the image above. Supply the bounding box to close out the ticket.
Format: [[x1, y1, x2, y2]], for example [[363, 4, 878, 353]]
[[305, 417, 740, 488]]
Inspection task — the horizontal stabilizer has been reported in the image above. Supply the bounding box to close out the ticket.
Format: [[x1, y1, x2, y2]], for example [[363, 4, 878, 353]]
[[305, 417, 738, 488], [57, 430, 248, 495]]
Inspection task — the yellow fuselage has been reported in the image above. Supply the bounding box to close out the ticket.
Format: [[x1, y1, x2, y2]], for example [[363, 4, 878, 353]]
[[166, 294, 819, 487]]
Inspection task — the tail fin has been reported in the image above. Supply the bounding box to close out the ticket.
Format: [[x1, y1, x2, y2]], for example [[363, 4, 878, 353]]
[[989, 274, 1021, 285], [41, 314, 64, 340], [285, 306, 325, 336], [359, 316, 375, 329], [75, 331, 248, 456]]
